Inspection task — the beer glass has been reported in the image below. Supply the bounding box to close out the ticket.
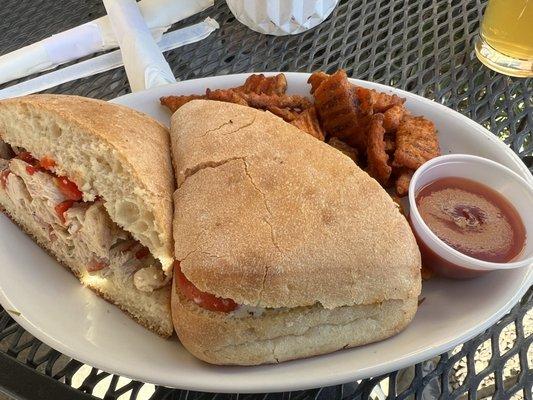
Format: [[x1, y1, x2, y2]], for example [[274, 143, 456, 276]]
[[475, 0, 533, 77]]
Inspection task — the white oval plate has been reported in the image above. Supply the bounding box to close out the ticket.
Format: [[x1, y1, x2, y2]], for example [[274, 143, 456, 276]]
[[0, 73, 531, 393]]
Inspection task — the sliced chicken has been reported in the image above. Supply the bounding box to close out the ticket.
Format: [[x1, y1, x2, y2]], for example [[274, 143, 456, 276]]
[[0, 145, 167, 292]]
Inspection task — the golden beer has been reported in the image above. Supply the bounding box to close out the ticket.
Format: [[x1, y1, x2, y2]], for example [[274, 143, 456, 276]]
[[475, 0, 533, 77]]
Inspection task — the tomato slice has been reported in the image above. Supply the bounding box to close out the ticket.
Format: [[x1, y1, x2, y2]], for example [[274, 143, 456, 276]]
[[39, 156, 56, 170], [17, 152, 38, 165], [55, 176, 83, 201], [54, 200, 75, 224], [17, 154, 55, 175], [17, 152, 40, 175], [174, 262, 238, 313], [26, 165, 39, 175], [15, 154, 82, 201]]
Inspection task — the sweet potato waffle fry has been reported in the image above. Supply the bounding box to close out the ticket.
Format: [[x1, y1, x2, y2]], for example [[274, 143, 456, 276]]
[[395, 169, 415, 197], [243, 92, 312, 111], [238, 73, 287, 95], [308, 70, 440, 195], [266, 106, 299, 122], [312, 70, 369, 150], [366, 114, 392, 185], [160, 70, 441, 196], [291, 107, 325, 141], [160, 94, 204, 113], [393, 116, 440, 170], [355, 86, 405, 114], [308, 71, 329, 95], [383, 104, 406, 132], [160, 74, 289, 113], [205, 88, 248, 106]]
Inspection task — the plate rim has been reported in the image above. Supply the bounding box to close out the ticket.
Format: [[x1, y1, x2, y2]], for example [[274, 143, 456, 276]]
[[1, 72, 531, 393]]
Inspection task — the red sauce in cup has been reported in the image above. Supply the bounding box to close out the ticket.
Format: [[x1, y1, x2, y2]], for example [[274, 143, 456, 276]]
[[415, 177, 526, 278]]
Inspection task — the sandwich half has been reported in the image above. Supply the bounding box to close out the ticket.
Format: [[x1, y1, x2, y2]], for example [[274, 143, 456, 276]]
[[170, 100, 421, 365], [0, 95, 174, 337]]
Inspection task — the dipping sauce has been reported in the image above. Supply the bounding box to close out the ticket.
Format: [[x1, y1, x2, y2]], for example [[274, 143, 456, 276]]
[[415, 177, 526, 263]]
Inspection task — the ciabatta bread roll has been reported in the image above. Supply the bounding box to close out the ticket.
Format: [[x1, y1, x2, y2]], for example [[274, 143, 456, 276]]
[[0, 95, 174, 337], [170, 100, 421, 364]]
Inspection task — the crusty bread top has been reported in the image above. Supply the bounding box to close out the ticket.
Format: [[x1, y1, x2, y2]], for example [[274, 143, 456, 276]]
[[0, 94, 174, 272], [171, 100, 421, 309]]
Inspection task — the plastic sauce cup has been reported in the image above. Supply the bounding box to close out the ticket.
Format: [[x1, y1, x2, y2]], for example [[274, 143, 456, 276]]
[[408, 154, 533, 279]]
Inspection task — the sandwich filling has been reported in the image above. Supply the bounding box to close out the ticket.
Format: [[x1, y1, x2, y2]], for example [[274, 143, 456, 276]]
[[0, 144, 169, 293], [175, 262, 266, 317]]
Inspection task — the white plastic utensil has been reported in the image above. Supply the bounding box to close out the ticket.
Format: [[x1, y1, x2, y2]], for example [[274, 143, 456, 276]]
[[0, 19, 219, 100], [0, 0, 213, 86], [102, 0, 176, 91]]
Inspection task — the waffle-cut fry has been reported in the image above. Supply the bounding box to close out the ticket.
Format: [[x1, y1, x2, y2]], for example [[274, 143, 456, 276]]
[[160, 74, 289, 113], [356, 86, 405, 114], [308, 71, 330, 94], [238, 74, 287, 95], [205, 88, 248, 106], [267, 106, 300, 122], [160, 94, 205, 113], [383, 104, 406, 132], [291, 107, 325, 141], [313, 70, 369, 150], [366, 114, 391, 184], [395, 168, 414, 197], [161, 86, 311, 126], [355, 87, 374, 115], [394, 115, 440, 170], [327, 137, 358, 163], [310, 72, 404, 114], [243, 92, 313, 111]]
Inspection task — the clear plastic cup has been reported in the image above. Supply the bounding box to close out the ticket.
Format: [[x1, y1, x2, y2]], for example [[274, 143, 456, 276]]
[[408, 154, 533, 279]]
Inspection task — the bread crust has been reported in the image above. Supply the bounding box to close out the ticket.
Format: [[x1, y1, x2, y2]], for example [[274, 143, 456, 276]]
[[171, 100, 421, 309], [172, 283, 418, 365], [0, 94, 174, 271]]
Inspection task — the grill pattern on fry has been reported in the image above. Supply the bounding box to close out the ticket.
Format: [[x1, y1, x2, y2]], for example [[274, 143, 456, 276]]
[[312, 70, 369, 150], [238, 73, 287, 95], [393, 116, 440, 170]]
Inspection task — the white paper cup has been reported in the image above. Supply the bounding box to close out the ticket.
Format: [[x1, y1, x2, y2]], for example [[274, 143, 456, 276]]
[[408, 154, 533, 279], [226, 0, 339, 36]]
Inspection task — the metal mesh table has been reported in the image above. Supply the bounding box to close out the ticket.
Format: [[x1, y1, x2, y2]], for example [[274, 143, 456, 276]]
[[0, 0, 531, 399]]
